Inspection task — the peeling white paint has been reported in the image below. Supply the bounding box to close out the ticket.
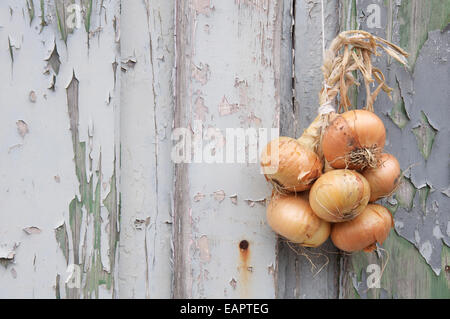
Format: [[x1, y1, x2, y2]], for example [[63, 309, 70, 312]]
[[119, 0, 175, 298], [0, 0, 120, 298], [229, 194, 238, 205], [23, 227, 42, 235], [432, 225, 443, 240], [28, 91, 37, 103], [394, 220, 404, 230], [414, 230, 421, 245], [419, 241, 433, 264], [212, 190, 226, 203], [173, 0, 280, 298], [0, 242, 19, 262], [198, 235, 211, 263], [16, 120, 29, 138]]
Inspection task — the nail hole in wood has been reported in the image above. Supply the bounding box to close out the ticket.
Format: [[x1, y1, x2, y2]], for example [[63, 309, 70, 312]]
[[239, 240, 249, 250]]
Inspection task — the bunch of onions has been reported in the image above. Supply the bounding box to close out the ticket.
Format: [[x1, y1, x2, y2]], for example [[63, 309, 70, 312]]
[[266, 192, 330, 247], [309, 169, 370, 222], [260, 137, 323, 193], [331, 204, 393, 252], [362, 153, 401, 202], [259, 31, 407, 252], [322, 110, 386, 170]]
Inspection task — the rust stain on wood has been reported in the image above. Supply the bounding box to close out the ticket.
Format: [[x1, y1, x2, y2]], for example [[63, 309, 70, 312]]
[[238, 239, 251, 298]]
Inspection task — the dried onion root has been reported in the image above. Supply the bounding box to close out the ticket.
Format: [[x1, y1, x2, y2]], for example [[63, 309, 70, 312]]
[[322, 109, 386, 170]]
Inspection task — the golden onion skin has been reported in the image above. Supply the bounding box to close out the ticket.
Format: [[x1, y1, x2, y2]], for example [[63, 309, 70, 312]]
[[331, 204, 393, 252], [321, 115, 357, 169], [343, 110, 386, 150], [309, 169, 370, 223], [322, 110, 386, 170], [266, 192, 330, 247], [303, 218, 331, 247], [363, 153, 401, 202], [260, 137, 323, 193]]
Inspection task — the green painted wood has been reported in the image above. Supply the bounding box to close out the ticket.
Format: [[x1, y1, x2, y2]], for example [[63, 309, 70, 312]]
[[339, 0, 450, 298], [340, 233, 450, 299], [0, 0, 120, 298]]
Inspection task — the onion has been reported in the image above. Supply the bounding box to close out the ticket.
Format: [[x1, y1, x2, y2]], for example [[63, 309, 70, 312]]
[[363, 153, 401, 202], [309, 169, 370, 222], [260, 137, 323, 193], [331, 204, 393, 252], [322, 110, 386, 170], [266, 192, 330, 247]]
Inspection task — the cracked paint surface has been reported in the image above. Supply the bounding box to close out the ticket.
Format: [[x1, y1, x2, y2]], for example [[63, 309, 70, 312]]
[[63, 72, 119, 298], [0, 0, 448, 299], [118, 0, 175, 298], [173, 0, 282, 298], [381, 28, 449, 276], [338, 0, 450, 298], [0, 0, 119, 298]]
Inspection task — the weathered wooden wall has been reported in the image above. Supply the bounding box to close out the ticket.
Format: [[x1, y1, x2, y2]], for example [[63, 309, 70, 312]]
[[0, 0, 120, 298], [119, 0, 175, 299], [0, 0, 448, 299], [173, 0, 284, 298], [277, 0, 341, 299], [338, 0, 450, 299]]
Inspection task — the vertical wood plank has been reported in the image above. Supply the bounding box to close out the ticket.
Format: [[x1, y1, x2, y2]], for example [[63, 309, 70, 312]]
[[339, 0, 450, 299], [277, 0, 341, 299], [0, 0, 120, 298], [173, 0, 285, 298], [274, 0, 294, 298], [279, 0, 295, 139], [119, 0, 175, 298]]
